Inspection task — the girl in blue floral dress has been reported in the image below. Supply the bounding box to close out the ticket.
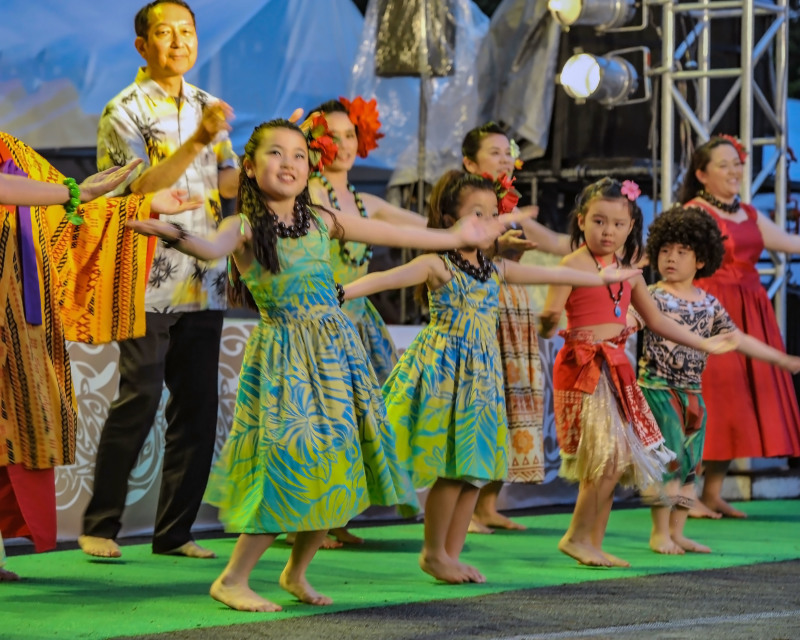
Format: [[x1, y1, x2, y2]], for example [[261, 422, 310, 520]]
[[343, 171, 640, 585], [127, 121, 515, 613]]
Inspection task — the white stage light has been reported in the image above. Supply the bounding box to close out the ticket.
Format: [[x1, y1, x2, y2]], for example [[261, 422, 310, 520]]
[[559, 52, 642, 107], [548, 0, 637, 31]]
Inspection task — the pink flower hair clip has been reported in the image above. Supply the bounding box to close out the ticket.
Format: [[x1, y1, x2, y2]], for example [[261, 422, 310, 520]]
[[620, 180, 641, 202]]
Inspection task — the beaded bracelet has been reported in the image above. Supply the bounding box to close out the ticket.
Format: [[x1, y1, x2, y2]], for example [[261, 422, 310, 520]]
[[162, 222, 188, 249], [63, 177, 83, 225], [335, 283, 345, 307]]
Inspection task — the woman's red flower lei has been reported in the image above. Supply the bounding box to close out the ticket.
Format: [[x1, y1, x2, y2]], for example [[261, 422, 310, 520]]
[[484, 172, 520, 214], [340, 96, 385, 158]]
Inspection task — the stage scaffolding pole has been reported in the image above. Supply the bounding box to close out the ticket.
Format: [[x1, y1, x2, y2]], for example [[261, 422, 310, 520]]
[[653, 0, 790, 333]]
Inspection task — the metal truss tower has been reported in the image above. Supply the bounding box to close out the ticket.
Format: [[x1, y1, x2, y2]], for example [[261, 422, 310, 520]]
[[655, 0, 791, 330]]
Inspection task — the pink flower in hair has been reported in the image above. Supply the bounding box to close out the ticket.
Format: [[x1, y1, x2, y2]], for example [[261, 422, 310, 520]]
[[620, 180, 641, 202]]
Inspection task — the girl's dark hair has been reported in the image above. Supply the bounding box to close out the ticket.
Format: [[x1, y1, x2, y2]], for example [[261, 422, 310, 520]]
[[414, 170, 496, 303], [461, 122, 506, 164], [645, 204, 725, 279], [678, 137, 740, 204], [228, 119, 342, 310], [567, 177, 643, 266]]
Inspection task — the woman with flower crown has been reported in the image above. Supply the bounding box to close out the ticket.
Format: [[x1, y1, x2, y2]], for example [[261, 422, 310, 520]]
[[678, 135, 800, 519], [287, 98, 429, 548], [461, 122, 572, 533]]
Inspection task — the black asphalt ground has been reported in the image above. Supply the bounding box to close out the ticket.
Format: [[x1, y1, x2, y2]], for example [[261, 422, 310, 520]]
[[114, 559, 800, 640]]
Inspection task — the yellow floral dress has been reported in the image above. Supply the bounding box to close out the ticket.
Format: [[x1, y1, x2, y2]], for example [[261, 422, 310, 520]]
[[204, 212, 418, 533], [382, 255, 508, 488]]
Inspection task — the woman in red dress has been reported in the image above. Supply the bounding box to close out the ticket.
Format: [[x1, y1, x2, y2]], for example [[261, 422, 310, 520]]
[[679, 136, 800, 517]]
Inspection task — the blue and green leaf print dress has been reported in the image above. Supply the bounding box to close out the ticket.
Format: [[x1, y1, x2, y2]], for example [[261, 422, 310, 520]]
[[382, 255, 508, 489], [331, 240, 398, 385], [204, 212, 418, 533]]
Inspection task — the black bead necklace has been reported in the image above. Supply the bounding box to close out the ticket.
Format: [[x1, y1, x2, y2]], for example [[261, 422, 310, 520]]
[[445, 249, 494, 282], [315, 172, 373, 267], [697, 189, 741, 214], [273, 200, 310, 238], [585, 246, 624, 318]]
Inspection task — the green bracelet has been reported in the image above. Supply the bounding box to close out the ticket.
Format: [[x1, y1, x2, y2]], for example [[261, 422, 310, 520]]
[[63, 177, 83, 225]]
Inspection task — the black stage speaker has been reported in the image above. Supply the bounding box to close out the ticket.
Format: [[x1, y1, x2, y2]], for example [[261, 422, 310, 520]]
[[375, 0, 456, 77]]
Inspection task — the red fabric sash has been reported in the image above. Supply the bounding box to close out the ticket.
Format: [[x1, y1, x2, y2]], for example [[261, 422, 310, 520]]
[[554, 329, 665, 456]]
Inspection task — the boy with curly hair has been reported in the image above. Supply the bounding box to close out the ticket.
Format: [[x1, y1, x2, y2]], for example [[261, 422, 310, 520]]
[[632, 205, 800, 555]]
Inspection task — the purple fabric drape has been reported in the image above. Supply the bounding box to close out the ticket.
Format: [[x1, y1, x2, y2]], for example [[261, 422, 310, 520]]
[[1, 159, 43, 325]]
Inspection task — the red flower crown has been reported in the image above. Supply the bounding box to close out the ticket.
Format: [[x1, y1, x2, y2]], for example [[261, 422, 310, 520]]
[[483, 172, 520, 214], [717, 134, 748, 163], [299, 112, 339, 171], [339, 96, 384, 158]]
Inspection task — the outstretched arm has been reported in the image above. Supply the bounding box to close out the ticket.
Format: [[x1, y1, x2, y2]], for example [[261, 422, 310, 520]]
[[736, 331, 800, 372], [323, 209, 531, 252], [631, 278, 737, 354], [344, 254, 442, 300], [501, 259, 640, 288], [518, 218, 572, 256], [538, 282, 571, 338], [756, 209, 800, 254], [126, 215, 245, 261], [0, 161, 142, 206], [360, 193, 427, 227]]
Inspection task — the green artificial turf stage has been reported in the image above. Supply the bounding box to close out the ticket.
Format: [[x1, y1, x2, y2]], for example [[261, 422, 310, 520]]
[[4, 500, 800, 640]]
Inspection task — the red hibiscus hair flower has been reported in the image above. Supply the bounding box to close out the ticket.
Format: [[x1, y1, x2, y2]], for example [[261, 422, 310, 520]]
[[484, 172, 520, 214], [339, 96, 385, 158], [300, 112, 339, 171]]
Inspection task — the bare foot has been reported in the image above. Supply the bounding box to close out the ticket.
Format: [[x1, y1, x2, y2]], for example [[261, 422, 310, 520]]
[[78, 535, 122, 558], [456, 561, 486, 583], [649, 532, 685, 555], [672, 534, 711, 553], [286, 532, 344, 549], [331, 528, 364, 545], [467, 519, 494, 535], [0, 567, 20, 581], [688, 500, 723, 519], [557, 536, 611, 567], [210, 576, 282, 612], [419, 551, 471, 584], [599, 550, 631, 568], [160, 541, 216, 559], [279, 568, 333, 605], [473, 512, 526, 531], [701, 497, 747, 519]]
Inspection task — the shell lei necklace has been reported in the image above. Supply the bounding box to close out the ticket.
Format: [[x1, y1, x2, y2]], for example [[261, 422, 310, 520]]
[[445, 249, 494, 282], [697, 189, 741, 214], [586, 246, 624, 318], [315, 172, 373, 267]]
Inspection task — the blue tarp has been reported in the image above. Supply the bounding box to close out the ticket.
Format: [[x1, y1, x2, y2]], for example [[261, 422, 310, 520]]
[[0, 0, 364, 154]]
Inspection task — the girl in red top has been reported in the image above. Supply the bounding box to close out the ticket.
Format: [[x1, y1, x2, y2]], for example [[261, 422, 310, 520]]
[[539, 177, 735, 568]]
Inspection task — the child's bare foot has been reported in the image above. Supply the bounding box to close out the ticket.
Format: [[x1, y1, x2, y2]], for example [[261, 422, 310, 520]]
[[78, 535, 122, 558], [688, 500, 723, 519], [0, 567, 20, 581], [210, 576, 282, 612], [160, 541, 216, 558], [473, 512, 526, 531], [649, 532, 685, 555], [331, 528, 364, 544], [456, 561, 486, 583], [702, 497, 747, 518], [599, 550, 631, 567], [672, 534, 711, 553], [419, 551, 471, 583], [467, 519, 494, 534], [557, 536, 611, 567], [286, 532, 344, 549], [279, 568, 332, 605]]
